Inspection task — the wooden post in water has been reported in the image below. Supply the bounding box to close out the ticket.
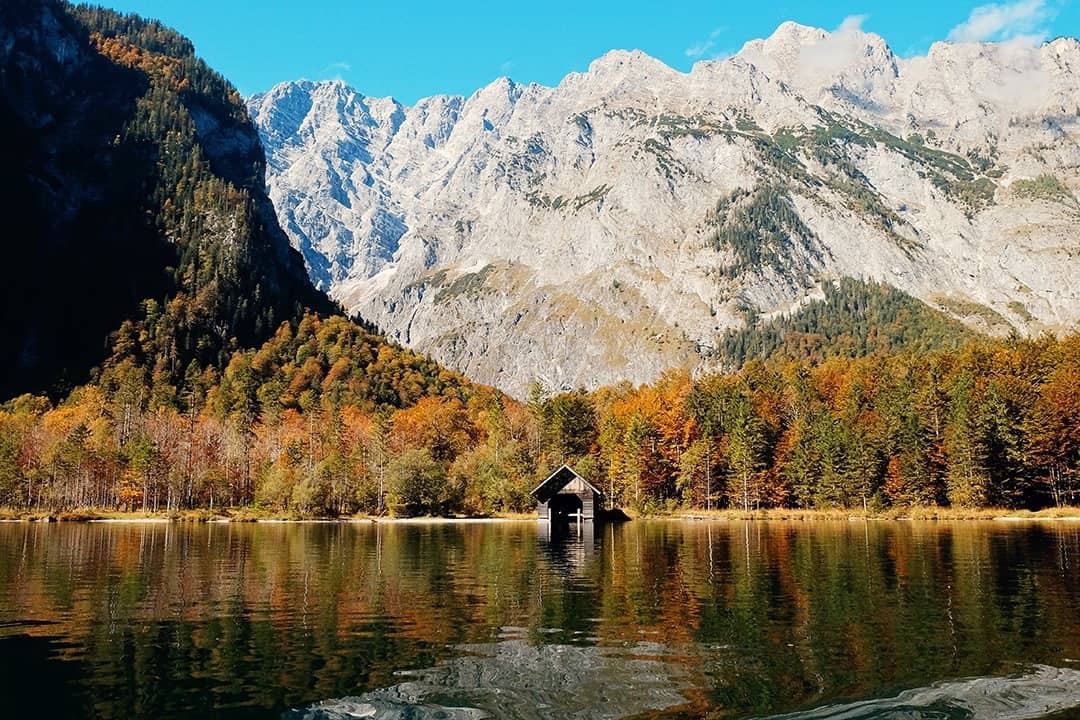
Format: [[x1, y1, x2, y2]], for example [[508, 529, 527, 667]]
[[705, 451, 711, 512]]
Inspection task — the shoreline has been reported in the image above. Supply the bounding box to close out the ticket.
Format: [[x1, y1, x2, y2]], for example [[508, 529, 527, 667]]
[[0, 509, 540, 524], [3, 507, 1080, 523], [661, 507, 1080, 522]]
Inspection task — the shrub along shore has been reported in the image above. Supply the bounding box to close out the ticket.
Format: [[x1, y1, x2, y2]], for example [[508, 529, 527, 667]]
[[3, 506, 1080, 523]]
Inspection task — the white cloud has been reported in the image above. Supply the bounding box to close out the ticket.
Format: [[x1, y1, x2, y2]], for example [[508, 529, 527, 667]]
[[500, 60, 514, 75], [320, 61, 352, 80], [979, 36, 1053, 109], [835, 14, 868, 34], [947, 0, 1052, 43], [798, 15, 870, 77], [685, 27, 726, 59]]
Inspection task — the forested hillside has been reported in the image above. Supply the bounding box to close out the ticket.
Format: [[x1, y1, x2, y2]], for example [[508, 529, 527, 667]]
[[0, 0, 331, 399], [716, 278, 978, 368], [2, 333, 1078, 515]]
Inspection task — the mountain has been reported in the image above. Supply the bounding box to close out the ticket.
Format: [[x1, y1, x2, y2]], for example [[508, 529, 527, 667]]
[[250, 23, 1080, 396], [0, 0, 332, 399]]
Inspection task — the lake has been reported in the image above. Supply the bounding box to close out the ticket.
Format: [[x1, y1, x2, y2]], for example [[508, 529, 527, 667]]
[[1, 519, 1080, 719]]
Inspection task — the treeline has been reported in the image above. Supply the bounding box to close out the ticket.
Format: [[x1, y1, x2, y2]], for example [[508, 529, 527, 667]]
[[587, 333, 1079, 511], [2, 331, 1077, 516], [0, 314, 499, 516]]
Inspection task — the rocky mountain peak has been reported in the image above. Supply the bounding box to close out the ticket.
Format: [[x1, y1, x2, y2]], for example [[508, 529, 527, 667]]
[[741, 21, 829, 58], [737, 20, 900, 109], [250, 28, 1080, 396], [466, 75, 521, 115], [587, 48, 678, 76], [1048, 35, 1080, 57]]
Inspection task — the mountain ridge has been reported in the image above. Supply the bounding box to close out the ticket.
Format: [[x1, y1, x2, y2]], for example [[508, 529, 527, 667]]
[[250, 22, 1080, 396]]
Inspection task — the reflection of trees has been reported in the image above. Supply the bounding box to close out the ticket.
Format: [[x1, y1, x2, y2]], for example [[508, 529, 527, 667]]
[[0, 521, 1078, 718]]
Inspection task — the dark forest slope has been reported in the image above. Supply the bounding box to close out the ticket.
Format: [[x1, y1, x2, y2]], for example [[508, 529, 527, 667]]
[[0, 0, 332, 398]]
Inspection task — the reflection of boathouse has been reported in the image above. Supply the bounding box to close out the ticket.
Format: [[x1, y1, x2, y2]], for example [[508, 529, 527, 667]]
[[531, 464, 602, 521]]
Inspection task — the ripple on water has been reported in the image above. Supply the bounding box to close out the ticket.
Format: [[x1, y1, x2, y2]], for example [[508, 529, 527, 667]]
[[283, 639, 693, 720], [757, 664, 1080, 720], [287, 661, 1080, 720]]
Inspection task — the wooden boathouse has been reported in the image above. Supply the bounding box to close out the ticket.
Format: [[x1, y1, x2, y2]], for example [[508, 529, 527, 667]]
[[531, 464, 603, 521]]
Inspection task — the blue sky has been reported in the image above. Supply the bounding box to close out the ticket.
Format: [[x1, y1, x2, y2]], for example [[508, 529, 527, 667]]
[[99, 0, 1074, 103]]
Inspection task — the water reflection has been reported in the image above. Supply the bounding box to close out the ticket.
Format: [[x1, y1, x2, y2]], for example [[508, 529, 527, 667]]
[[537, 519, 597, 575], [286, 634, 692, 720], [0, 520, 1079, 719]]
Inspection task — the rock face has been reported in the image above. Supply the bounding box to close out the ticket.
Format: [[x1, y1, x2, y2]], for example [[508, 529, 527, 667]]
[[249, 23, 1080, 396]]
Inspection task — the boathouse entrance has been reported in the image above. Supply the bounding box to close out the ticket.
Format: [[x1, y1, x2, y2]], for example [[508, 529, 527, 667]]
[[547, 492, 583, 520]]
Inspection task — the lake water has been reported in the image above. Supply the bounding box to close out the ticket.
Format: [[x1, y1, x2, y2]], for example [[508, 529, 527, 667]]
[[2, 520, 1080, 719]]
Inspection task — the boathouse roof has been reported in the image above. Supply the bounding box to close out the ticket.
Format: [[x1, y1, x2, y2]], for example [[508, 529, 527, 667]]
[[530, 464, 603, 503]]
